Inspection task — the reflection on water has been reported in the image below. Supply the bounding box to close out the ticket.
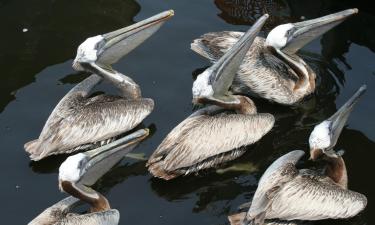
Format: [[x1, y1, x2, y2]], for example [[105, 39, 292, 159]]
[[0, 0, 374, 224], [215, 0, 292, 31], [0, 0, 140, 112]]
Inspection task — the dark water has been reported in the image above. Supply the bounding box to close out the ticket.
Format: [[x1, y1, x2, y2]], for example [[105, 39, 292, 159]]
[[0, 0, 374, 224]]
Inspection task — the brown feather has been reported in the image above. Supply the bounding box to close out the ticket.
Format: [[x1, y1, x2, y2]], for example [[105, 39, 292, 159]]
[[147, 112, 274, 179]]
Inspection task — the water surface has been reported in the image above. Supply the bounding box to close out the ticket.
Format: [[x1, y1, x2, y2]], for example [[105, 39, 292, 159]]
[[0, 0, 374, 224]]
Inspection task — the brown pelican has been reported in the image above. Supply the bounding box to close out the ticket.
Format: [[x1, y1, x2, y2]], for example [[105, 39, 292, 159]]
[[29, 128, 149, 225], [191, 9, 358, 105], [228, 85, 367, 225], [24, 10, 174, 161], [147, 15, 274, 180]]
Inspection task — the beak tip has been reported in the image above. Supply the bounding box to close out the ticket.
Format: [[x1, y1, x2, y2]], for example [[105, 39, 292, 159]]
[[352, 8, 359, 14], [168, 9, 175, 16]]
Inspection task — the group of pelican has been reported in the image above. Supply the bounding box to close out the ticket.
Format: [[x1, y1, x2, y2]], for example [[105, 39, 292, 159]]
[[25, 7, 367, 225]]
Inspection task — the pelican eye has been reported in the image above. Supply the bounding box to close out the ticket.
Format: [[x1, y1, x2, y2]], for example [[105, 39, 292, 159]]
[[285, 27, 296, 38], [95, 40, 106, 55], [77, 157, 88, 170]]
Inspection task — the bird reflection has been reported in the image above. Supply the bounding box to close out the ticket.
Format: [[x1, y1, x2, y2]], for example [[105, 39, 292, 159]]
[[214, 0, 292, 31], [0, 0, 141, 112]]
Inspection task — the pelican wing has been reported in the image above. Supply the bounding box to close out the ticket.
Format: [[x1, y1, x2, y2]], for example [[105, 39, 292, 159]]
[[57, 209, 119, 225], [191, 31, 244, 62], [148, 113, 274, 174], [267, 171, 367, 221], [28, 196, 80, 225], [26, 91, 153, 160], [247, 150, 304, 224]]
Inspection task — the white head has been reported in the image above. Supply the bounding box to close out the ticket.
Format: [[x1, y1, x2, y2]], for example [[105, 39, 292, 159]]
[[59, 153, 88, 183], [309, 121, 332, 152], [192, 69, 214, 98], [73, 35, 104, 70], [265, 23, 294, 49]]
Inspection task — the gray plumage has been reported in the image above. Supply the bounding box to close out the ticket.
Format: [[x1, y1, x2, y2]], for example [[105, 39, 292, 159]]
[[25, 74, 153, 161], [28, 196, 120, 225], [228, 212, 307, 225], [191, 32, 316, 105], [147, 108, 274, 180], [236, 150, 367, 225]]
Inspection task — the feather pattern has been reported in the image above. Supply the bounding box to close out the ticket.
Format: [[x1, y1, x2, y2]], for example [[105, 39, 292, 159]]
[[28, 196, 80, 225], [267, 169, 367, 221], [242, 151, 367, 224], [56, 209, 119, 225], [28, 196, 119, 225], [147, 112, 274, 179], [25, 74, 154, 161], [228, 212, 306, 225], [191, 32, 316, 105]]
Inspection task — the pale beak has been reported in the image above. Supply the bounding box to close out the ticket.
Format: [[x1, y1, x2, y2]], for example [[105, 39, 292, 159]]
[[283, 8, 358, 54], [192, 14, 269, 104], [326, 85, 366, 149], [97, 10, 174, 65], [77, 128, 149, 186]]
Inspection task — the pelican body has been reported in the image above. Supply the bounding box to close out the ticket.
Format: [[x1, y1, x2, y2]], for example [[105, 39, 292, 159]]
[[191, 9, 358, 105], [29, 128, 149, 225], [229, 86, 367, 225], [24, 10, 174, 161], [147, 15, 274, 180]]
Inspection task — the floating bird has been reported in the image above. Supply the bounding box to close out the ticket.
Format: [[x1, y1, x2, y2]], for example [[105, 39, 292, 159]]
[[228, 85, 367, 225], [191, 9, 358, 105], [24, 10, 174, 161], [29, 128, 149, 225], [147, 15, 274, 180]]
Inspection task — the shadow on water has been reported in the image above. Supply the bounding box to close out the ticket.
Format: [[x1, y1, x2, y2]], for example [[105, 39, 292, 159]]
[[0, 0, 140, 112]]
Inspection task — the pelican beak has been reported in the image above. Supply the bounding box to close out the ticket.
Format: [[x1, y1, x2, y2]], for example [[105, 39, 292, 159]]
[[283, 8, 358, 54], [97, 10, 174, 65], [192, 14, 269, 104], [78, 128, 149, 186], [327, 85, 366, 149]]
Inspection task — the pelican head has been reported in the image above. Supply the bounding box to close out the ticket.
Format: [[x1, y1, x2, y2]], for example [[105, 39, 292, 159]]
[[309, 85, 366, 160], [58, 128, 149, 211], [72, 10, 174, 71], [192, 14, 269, 112], [266, 9, 358, 54]]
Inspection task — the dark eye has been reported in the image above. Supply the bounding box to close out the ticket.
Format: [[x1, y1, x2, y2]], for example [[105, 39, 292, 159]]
[[77, 158, 86, 170], [95, 40, 105, 50], [286, 28, 294, 37]]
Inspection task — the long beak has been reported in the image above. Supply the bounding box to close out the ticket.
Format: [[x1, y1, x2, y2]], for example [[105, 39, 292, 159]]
[[78, 128, 149, 186], [193, 14, 268, 103], [327, 85, 366, 148], [283, 8, 358, 54], [97, 10, 174, 65]]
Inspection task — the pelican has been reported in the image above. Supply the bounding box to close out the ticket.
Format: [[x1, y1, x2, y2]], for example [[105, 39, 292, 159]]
[[24, 10, 174, 161], [29, 128, 149, 225], [147, 15, 274, 180], [228, 85, 367, 225], [191, 9, 358, 105]]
